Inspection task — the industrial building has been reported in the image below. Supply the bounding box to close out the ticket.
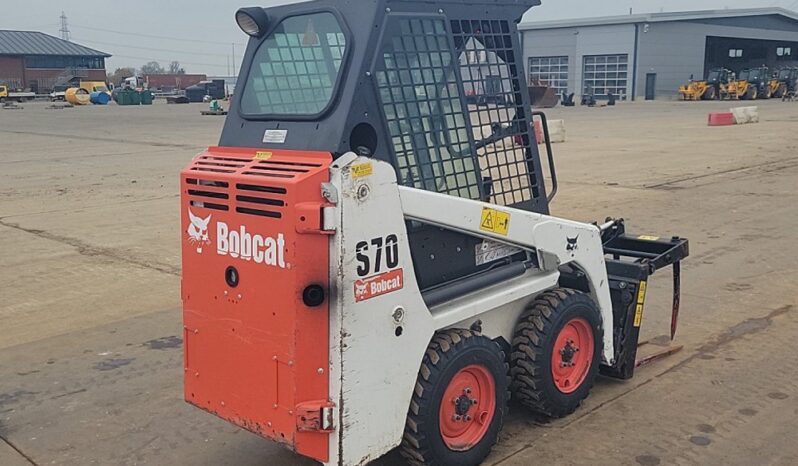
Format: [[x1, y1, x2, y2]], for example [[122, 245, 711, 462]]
[[520, 7, 798, 100], [0, 30, 110, 93]]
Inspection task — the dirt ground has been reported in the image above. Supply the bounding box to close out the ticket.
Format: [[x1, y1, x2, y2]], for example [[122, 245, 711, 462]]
[[1, 99, 797, 466]]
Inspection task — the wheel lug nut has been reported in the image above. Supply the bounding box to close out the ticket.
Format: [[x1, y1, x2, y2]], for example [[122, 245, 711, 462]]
[[464, 387, 471, 394], [464, 415, 472, 422], [454, 415, 461, 421]]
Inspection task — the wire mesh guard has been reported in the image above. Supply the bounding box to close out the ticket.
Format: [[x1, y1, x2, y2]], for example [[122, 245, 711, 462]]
[[375, 18, 481, 200], [452, 19, 539, 206], [374, 16, 539, 207]]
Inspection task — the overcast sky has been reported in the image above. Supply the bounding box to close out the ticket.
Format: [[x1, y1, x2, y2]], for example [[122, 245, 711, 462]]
[[1, 0, 795, 75]]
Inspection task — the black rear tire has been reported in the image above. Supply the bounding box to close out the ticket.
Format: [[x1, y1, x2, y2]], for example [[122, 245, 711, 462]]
[[744, 87, 757, 100], [401, 329, 509, 466], [510, 288, 603, 418], [702, 86, 717, 100]]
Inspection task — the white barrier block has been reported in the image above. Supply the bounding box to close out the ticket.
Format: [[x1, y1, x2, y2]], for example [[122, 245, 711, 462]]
[[730, 106, 759, 125], [547, 119, 567, 143]]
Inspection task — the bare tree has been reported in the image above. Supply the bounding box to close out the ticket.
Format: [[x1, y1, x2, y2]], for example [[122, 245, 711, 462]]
[[169, 61, 186, 74], [140, 61, 165, 75], [107, 67, 136, 86]]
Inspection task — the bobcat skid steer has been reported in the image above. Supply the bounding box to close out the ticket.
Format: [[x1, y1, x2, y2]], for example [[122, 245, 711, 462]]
[[180, 1, 689, 465]]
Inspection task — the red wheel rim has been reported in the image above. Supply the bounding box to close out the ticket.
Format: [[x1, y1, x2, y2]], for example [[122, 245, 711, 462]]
[[438, 365, 496, 451], [551, 318, 594, 394]]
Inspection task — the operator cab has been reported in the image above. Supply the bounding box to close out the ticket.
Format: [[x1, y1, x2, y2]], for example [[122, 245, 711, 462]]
[[706, 68, 730, 85], [224, 0, 548, 291]]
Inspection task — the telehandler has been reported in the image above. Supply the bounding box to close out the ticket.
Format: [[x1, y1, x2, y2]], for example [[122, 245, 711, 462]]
[[180, 1, 689, 465], [678, 67, 730, 100], [724, 67, 770, 100], [774, 67, 798, 99]]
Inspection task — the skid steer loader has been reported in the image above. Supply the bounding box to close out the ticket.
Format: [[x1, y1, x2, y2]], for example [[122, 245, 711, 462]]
[[180, 1, 689, 465]]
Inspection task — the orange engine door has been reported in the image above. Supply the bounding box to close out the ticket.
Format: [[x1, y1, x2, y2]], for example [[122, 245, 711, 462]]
[[181, 147, 333, 462]]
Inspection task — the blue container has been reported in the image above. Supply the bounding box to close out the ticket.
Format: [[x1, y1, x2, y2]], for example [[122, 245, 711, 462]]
[[90, 91, 110, 105]]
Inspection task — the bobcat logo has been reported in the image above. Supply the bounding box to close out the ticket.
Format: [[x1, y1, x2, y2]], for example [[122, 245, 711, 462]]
[[354, 281, 368, 298], [187, 210, 212, 253], [566, 235, 579, 252]]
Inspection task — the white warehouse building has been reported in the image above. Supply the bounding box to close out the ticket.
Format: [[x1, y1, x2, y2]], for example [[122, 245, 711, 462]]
[[519, 7, 798, 100]]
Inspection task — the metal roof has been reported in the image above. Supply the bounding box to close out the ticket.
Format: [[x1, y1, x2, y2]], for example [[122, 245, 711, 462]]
[[0, 30, 110, 57], [519, 7, 798, 30]]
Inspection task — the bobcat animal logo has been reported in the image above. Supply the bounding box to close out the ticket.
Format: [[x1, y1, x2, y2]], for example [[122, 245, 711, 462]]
[[566, 235, 579, 252], [354, 281, 367, 298], [187, 210, 212, 253]]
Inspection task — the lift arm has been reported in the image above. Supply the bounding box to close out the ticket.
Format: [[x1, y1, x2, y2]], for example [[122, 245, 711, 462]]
[[398, 185, 616, 363]]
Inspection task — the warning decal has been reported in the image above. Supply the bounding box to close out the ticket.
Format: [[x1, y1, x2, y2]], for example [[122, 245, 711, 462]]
[[638, 235, 660, 241], [633, 280, 648, 327], [479, 208, 510, 236], [262, 129, 288, 144], [354, 269, 404, 302], [351, 163, 373, 178]]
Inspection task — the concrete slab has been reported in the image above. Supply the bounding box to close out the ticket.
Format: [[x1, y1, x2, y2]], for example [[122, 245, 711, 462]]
[[0, 441, 32, 466]]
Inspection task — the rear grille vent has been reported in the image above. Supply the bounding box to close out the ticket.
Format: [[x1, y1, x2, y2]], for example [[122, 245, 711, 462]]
[[184, 151, 328, 220], [241, 159, 323, 179], [186, 178, 230, 211], [235, 183, 286, 218], [190, 155, 248, 174]]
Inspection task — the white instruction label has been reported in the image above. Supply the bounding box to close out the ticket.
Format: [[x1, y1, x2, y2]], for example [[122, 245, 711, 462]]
[[262, 129, 288, 144], [475, 240, 523, 266]]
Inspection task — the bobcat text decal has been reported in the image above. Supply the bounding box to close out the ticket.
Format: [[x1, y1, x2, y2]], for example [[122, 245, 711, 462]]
[[216, 222, 287, 268], [354, 234, 403, 301], [354, 269, 404, 302]]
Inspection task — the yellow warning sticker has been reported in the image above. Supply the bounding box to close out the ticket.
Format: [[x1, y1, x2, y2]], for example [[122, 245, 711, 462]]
[[634, 280, 647, 327], [637, 280, 647, 304], [638, 235, 660, 241], [254, 151, 273, 160], [351, 163, 373, 178], [633, 304, 644, 327], [480, 208, 510, 236]]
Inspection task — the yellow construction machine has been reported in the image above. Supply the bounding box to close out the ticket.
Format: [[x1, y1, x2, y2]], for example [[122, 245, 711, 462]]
[[722, 70, 751, 100], [769, 69, 792, 99], [723, 67, 771, 100], [678, 68, 729, 101]]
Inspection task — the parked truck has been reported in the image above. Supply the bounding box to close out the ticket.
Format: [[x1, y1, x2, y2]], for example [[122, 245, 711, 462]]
[[0, 84, 35, 103]]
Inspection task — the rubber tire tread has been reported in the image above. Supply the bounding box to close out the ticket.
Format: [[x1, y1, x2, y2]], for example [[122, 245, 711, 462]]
[[400, 329, 509, 466], [509, 288, 603, 418]]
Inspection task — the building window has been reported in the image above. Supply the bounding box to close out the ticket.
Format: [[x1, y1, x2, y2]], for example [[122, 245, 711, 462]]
[[777, 47, 792, 60], [25, 55, 104, 69], [728, 48, 743, 58], [529, 56, 569, 94], [582, 54, 628, 100]]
